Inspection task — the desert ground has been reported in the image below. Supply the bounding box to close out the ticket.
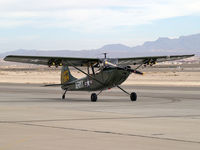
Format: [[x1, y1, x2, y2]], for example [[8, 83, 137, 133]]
[[0, 61, 200, 86]]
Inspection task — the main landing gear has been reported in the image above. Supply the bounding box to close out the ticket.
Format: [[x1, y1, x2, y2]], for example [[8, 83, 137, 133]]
[[90, 87, 137, 102], [117, 85, 137, 101], [90, 90, 103, 102]]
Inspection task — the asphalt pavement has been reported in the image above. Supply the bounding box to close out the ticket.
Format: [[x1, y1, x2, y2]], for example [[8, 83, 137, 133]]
[[0, 83, 200, 150]]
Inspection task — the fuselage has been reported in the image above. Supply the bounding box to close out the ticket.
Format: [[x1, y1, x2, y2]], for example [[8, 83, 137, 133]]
[[61, 68, 131, 91]]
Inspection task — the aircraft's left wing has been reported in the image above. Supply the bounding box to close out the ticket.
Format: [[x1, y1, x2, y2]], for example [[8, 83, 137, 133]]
[[117, 54, 195, 66], [4, 55, 99, 67]]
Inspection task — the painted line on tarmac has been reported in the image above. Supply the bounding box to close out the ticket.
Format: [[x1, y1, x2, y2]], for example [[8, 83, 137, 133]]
[[16, 122, 200, 144]]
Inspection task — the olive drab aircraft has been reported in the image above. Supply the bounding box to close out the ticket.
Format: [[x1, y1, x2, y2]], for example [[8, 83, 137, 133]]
[[4, 53, 194, 102]]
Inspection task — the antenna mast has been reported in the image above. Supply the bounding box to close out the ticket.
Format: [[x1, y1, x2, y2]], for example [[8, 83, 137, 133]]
[[103, 52, 107, 59]]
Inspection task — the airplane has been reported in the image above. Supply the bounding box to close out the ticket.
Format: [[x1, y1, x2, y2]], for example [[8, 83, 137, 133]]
[[4, 53, 194, 102]]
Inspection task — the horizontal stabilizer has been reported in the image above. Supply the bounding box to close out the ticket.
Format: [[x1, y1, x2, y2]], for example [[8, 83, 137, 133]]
[[44, 84, 62, 87], [44, 81, 75, 87]]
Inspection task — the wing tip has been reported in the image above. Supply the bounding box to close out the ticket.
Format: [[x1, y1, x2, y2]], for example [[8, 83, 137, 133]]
[[3, 55, 15, 61], [186, 54, 195, 58], [3, 56, 9, 61]]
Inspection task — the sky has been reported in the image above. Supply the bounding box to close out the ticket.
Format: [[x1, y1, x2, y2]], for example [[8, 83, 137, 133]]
[[0, 0, 200, 52]]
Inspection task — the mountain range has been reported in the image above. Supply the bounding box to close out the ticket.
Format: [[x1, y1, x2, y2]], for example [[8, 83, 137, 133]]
[[0, 33, 200, 58]]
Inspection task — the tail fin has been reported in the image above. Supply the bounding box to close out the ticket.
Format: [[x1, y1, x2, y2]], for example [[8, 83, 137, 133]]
[[61, 65, 77, 84]]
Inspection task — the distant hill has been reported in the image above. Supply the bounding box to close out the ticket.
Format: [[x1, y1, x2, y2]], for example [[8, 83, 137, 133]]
[[0, 33, 199, 58], [132, 34, 200, 54]]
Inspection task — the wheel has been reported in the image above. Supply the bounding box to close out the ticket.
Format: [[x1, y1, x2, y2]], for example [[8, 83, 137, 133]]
[[91, 93, 97, 102], [130, 92, 137, 101], [62, 90, 67, 100]]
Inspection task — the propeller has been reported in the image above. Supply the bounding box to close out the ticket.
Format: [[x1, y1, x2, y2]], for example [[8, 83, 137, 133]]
[[102, 60, 144, 75], [124, 67, 144, 75]]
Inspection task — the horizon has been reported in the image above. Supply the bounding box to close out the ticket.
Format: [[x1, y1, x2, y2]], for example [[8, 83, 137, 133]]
[[0, 0, 200, 52]]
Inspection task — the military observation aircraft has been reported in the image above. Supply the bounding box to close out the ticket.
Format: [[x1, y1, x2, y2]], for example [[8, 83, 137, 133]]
[[4, 54, 194, 102]]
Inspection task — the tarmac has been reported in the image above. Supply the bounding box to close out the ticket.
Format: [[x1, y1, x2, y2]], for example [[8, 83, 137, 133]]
[[0, 83, 200, 150]]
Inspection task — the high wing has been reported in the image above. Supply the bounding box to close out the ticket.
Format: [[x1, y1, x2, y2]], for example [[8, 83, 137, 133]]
[[4, 54, 194, 67], [117, 54, 195, 66], [4, 55, 99, 67]]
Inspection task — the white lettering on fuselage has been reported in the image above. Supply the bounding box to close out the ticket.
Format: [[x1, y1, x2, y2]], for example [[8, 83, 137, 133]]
[[75, 79, 92, 89], [84, 80, 90, 87], [75, 80, 84, 89]]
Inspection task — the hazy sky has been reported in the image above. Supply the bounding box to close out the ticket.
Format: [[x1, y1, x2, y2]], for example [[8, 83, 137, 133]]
[[0, 0, 200, 52]]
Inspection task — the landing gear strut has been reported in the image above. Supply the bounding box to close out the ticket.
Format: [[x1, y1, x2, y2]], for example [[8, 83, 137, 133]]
[[117, 85, 137, 101], [62, 90, 67, 100]]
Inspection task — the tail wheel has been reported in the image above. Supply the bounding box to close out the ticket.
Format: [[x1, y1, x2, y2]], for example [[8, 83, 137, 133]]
[[91, 93, 97, 102], [62, 89, 67, 100], [130, 92, 137, 101]]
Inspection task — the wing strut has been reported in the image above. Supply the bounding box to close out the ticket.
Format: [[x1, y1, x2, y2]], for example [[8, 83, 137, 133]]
[[134, 63, 144, 70], [133, 58, 153, 70]]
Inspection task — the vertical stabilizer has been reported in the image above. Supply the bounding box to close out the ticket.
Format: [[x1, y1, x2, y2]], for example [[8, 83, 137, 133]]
[[61, 65, 77, 84]]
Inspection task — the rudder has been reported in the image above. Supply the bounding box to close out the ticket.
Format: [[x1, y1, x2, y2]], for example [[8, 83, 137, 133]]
[[61, 65, 77, 84]]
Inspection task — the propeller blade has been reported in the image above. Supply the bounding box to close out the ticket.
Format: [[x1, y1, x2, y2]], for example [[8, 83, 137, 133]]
[[128, 69, 144, 75], [104, 60, 117, 67], [123, 67, 144, 75], [101, 59, 144, 75], [115, 66, 143, 75]]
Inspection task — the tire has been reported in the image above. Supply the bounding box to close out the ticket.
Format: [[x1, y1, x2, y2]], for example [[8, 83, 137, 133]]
[[91, 93, 97, 102], [130, 92, 137, 101]]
